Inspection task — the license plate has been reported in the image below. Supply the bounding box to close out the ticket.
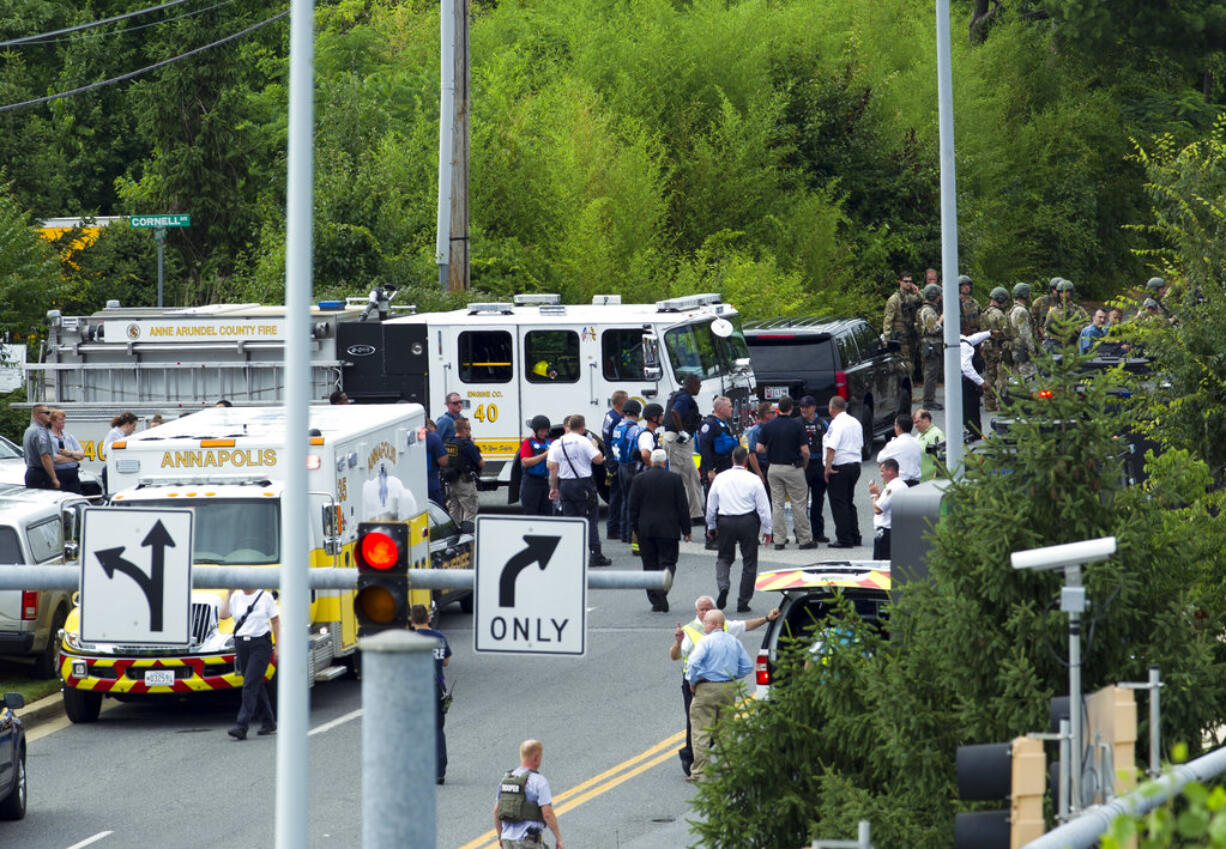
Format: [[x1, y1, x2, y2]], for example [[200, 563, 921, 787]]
[[764, 385, 788, 400], [144, 669, 175, 687]]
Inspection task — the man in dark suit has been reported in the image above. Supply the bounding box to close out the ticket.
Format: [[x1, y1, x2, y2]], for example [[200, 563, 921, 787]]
[[628, 448, 692, 612]]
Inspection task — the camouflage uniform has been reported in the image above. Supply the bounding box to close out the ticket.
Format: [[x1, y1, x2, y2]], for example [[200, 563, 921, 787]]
[[981, 302, 1007, 412], [1031, 290, 1056, 340], [918, 294, 943, 408], [882, 288, 922, 380], [1007, 300, 1037, 379], [959, 293, 983, 334], [1044, 300, 1088, 350]]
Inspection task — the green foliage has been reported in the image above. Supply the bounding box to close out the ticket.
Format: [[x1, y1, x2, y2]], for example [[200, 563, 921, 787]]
[[0, 181, 62, 338], [1104, 778, 1226, 848], [691, 354, 1226, 848]]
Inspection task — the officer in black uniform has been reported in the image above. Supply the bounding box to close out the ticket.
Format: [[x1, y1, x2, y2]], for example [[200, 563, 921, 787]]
[[797, 395, 830, 543]]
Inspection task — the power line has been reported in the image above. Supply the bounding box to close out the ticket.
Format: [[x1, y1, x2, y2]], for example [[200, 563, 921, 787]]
[[0, 9, 289, 115], [0, 0, 193, 49], [23, 0, 241, 46]]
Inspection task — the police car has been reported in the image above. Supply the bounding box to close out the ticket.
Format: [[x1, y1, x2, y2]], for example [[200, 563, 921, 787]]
[[752, 562, 890, 698]]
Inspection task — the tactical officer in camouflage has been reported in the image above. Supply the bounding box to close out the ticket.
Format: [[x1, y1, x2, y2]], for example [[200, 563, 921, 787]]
[[981, 287, 1010, 412], [958, 275, 982, 334], [917, 284, 944, 409], [1043, 279, 1088, 350], [882, 270, 922, 382], [1031, 277, 1061, 341], [1007, 283, 1038, 380]]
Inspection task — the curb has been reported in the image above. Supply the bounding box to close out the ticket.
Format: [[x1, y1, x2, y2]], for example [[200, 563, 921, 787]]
[[15, 691, 65, 732]]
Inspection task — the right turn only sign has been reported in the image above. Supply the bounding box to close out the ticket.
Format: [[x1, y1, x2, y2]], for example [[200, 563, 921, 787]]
[[473, 515, 587, 656]]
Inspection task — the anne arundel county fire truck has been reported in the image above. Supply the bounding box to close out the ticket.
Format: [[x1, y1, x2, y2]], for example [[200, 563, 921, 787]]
[[28, 292, 757, 488], [57, 404, 432, 723]]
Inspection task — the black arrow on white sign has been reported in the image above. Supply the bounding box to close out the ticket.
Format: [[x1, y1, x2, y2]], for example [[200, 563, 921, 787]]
[[95, 520, 176, 632], [499, 535, 561, 607]]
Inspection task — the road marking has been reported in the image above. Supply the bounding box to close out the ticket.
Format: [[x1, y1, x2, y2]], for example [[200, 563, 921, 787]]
[[309, 708, 362, 737], [455, 730, 685, 849], [65, 831, 113, 849]]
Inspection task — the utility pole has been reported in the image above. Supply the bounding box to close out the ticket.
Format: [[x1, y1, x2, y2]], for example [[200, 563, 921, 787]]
[[436, 0, 470, 292]]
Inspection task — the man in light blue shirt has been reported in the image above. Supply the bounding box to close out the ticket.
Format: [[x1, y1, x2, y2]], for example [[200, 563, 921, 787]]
[[685, 609, 753, 782]]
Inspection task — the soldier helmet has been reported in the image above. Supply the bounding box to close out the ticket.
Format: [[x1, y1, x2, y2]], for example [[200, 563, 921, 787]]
[[1012, 282, 1031, 299], [1049, 277, 1063, 290], [957, 274, 973, 288], [622, 399, 642, 417], [1056, 279, 1076, 294], [923, 283, 941, 301], [990, 286, 1010, 304], [1146, 276, 1166, 292], [642, 402, 664, 420], [530, 415, 551, 432]]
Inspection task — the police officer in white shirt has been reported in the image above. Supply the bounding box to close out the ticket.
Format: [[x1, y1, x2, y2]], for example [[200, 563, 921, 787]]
[[960, 329, 993, 442], [822, 396, 864, 549], [548, 415, 612, 566], [704, 446, 772, 612], [876, 413, 923, 486], [220, 588, 280, 740], [867, 458, 906, 560]]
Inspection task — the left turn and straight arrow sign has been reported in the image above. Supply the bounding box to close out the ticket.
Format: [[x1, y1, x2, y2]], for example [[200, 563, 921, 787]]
[[81, 508, 194, 645]]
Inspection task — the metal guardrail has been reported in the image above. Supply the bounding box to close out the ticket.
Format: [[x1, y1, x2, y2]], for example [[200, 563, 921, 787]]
[[1022, 743, 1226, 849], [0, 565, 671, 592]]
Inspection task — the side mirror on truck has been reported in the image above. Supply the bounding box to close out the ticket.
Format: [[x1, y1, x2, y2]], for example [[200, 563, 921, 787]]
[[321, 504, 342, 555]]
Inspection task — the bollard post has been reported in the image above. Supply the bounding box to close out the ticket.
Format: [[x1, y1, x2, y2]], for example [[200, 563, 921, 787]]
[[361, 630, 438, 849]]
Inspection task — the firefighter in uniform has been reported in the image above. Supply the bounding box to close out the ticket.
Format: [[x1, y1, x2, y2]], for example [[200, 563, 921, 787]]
[[958, 275, 982, 334], [981, 287, 1010, 412], [882, 270, 922, 382], [1007, 283, 1038, 381], [918, 284, 944, 410], [493, 739, 564, 849], [1031, 277, 1061, 342], [1043, 279, 1088, 350]]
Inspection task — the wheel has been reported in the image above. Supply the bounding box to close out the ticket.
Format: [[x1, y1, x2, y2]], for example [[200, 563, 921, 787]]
[[32, 607, 67, 679], [62, 688, 102, 724], [0, 749, 25, 820], [459, 592, 474, 614], [859, 405, 874, 460]]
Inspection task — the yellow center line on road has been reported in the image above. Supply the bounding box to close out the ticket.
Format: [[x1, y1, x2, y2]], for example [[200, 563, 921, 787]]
[[454, 730, 685, 849]]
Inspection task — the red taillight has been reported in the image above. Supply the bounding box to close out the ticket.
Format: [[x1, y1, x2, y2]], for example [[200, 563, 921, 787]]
[[21, 591, 37, 620], [834, 371, 849, 400], [755, 649, 771, 686], [360, 531, 400, 570], [1037, 389, 1053, 400]]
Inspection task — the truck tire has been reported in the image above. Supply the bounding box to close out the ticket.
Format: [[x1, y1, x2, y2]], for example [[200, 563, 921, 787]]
[[62, 688, 102, 724], [32, 607, 67, 680], [0, 749, 25, 820]]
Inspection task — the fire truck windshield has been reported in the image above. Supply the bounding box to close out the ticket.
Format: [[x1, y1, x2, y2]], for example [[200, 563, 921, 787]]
[[114, 498, 281, 565]]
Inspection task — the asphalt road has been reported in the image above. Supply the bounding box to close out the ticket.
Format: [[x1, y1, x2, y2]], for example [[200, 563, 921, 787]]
[[9, 397, 980, 849]]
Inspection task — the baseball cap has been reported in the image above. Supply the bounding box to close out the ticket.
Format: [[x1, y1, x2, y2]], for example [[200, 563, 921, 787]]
[[799, 395, 817, 407]]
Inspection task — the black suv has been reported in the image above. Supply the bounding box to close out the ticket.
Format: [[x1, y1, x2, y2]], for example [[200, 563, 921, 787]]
[[743, 317, 912, 457]]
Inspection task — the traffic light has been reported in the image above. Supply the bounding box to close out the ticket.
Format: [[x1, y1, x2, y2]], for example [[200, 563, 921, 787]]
[[354, 522, 410, 636], [955, 737, 1046, 849]]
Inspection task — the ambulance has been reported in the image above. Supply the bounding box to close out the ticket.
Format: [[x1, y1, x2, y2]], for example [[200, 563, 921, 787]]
[[337, 293, 758, 486], [56, 404, 439, 723]]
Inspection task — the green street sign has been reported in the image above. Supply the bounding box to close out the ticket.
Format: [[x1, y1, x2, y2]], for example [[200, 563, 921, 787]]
[[130, 214, 191, 229]]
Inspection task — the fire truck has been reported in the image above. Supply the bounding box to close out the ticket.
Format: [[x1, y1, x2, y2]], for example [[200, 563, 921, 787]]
[[56, 404, 438, 723]]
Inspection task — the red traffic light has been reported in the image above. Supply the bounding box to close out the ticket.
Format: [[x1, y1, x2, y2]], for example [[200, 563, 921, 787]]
[[360, 531, 401, 570]]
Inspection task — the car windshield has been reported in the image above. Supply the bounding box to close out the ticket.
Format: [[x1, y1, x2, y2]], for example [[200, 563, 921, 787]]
[[664, 317, 750, 382], [114, 498, 280, 564], [745, 335, 836, 376], [0, 436, 22, 461]]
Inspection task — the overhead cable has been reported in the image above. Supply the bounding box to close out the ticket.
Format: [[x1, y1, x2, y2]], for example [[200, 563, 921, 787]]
[[25, 0, 240, 46], [0, 9, 289, 115], [0, 0, 193, 49]]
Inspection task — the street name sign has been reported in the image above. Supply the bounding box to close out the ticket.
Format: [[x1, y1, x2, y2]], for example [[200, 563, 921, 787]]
[[130, 214, 191, 229], [81, 507, 194, 645], [473, 515, 587, 656]]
